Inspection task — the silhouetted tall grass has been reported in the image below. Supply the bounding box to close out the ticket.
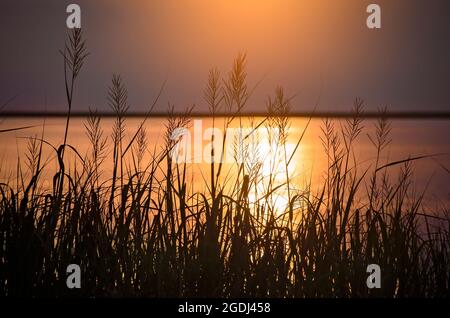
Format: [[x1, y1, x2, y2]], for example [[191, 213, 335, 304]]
[[0, 29, 449, 298]]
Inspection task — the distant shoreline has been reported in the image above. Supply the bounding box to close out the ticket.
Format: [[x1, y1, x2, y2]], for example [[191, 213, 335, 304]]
[[2, 111, 450, 119]]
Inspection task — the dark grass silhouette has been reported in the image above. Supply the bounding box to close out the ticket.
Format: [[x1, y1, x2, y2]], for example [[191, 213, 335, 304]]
[[0, 29, 449, 298]]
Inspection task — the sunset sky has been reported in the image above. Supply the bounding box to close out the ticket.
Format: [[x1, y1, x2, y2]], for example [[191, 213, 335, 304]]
[[1, 0, 450, 113]]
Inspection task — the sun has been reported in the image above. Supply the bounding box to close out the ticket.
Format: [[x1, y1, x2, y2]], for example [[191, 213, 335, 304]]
[[247, 138, 298, 214], [258, 141, 297, 181]]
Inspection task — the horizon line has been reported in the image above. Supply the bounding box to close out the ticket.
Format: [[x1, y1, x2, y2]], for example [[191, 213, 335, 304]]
[[1, 111, 450, 119]]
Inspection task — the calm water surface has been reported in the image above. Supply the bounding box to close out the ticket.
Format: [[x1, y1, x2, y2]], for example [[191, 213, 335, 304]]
[[0, 117, 449, 208]]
